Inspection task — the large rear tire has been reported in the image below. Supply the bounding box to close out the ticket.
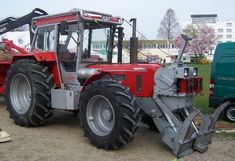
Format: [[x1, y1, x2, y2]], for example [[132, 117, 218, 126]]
[[80, 79, 141, 149], [5, 59, 54, 127]]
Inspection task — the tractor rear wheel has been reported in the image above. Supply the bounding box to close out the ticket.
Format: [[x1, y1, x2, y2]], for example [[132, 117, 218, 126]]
[[80, 79, 141, 149], [5, 59, 54, 126]]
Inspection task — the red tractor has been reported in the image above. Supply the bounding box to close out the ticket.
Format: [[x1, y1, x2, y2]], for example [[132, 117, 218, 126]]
[[0, 8, 227, 158]]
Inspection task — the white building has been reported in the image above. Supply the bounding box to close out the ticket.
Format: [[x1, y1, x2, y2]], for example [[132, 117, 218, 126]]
[[92, 40, 180, 63], [214, 21, 235, 43]]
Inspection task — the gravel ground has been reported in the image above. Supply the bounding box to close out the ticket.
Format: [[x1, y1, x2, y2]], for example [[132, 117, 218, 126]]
[[0, 96, 234, 161]]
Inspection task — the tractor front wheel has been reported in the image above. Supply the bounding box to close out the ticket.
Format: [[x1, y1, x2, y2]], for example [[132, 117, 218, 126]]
[[5, 59, 54, 127], [80, 79, 141, 149]]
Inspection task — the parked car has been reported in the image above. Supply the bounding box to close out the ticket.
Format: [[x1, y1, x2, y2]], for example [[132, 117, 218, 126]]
[[209, 42, 235, 122]]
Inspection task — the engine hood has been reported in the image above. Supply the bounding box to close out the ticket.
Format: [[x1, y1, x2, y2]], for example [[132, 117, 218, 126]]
[[87, 63, 161, 97], [87, 63, 161, 73]]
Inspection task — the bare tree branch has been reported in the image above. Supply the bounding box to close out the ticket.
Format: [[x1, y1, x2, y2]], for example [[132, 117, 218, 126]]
[[158, 8, 180, 40]]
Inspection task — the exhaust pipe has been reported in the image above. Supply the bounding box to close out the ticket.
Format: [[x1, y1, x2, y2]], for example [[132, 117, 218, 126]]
[[130, 18, 138, 64], [117, 27, 124, 64]]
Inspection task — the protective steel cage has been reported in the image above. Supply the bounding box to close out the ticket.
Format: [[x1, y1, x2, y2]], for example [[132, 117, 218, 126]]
[[33, 9, 123, 27]]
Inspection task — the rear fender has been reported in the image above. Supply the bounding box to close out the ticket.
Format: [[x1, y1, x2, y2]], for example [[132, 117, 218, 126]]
[[12, 52, 56, 62], [11, 53, 61, 87]]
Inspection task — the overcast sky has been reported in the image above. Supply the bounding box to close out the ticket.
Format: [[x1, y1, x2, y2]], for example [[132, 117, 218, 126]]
[[1, 0, 235, 39]]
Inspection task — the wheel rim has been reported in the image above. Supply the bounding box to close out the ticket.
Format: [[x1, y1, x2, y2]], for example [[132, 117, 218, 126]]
[[227, 106, 235, 121], [86, 95, 115, 136], [10, 73, 32, 114]]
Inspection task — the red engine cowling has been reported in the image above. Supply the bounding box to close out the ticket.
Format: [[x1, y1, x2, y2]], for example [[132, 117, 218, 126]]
[[88, 63, 160, 97]]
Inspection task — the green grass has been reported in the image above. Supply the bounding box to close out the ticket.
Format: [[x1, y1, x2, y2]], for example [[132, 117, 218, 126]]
[[189, 64, 214, 114]]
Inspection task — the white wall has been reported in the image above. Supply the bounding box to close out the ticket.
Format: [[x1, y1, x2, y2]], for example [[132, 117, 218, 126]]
[[213, 21, 235, 43]]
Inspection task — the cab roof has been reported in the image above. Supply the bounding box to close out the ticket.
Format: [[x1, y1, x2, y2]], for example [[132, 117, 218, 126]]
[[33, 9, 123, 27]]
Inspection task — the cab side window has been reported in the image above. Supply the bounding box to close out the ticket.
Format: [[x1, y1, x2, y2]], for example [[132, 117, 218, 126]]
[[32, 25, 56, 51]]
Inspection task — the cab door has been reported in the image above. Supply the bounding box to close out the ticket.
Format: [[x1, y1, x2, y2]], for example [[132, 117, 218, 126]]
[[57, 23, 81, 85]]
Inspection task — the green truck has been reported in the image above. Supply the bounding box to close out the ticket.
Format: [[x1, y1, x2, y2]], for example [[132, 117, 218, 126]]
[[209, 42, 235, 122]]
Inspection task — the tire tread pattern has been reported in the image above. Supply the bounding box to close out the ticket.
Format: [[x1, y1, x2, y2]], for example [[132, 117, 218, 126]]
[[5, 59, 54, 127], [80, 79, 141, 149]]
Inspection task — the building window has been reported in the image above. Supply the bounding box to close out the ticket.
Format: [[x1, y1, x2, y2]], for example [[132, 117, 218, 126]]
[[226, 22, 232, 27], [192, 17, 217, 24], [218, 29, 223, 32], [226, 35, 232, 38], [218, 35, 223, 38], [226, 29, 232, 33]]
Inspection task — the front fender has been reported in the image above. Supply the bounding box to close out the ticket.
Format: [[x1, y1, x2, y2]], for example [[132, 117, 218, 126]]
[[82, 72, 112, 92]]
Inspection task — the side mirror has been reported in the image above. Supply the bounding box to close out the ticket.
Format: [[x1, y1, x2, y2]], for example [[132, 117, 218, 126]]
[[60, 21, 69, 35]]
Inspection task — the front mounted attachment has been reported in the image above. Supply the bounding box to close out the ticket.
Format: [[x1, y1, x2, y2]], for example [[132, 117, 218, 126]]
[[140, 97, 229, 158], [138, 62, 227, 158], [172, 101, 228, 157], [175, 34, 192, 65]]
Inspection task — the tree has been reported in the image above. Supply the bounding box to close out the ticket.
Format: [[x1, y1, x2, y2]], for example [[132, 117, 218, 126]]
[[176, 24, 217, 62], [182, 24, 198, 38], [158, 8, 180, 40]]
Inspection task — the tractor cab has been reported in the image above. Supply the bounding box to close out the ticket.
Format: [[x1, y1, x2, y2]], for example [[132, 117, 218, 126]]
[[31, 9, 123, 85]]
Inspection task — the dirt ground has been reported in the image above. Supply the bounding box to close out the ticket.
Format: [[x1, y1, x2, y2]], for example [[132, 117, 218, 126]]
[[0, 96, 234, 161]]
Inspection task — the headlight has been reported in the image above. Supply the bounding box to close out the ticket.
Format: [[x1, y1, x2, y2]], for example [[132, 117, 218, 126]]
[[184, 68, 189, 77], [193, 68, 198, 77]]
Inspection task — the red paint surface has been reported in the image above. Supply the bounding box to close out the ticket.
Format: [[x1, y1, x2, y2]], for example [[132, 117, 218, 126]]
[[0, 39, 28, 55], [177, 77, 203, 94], [0, 49, 61, 94], [88, 64, 160, 97], [34, 13, 78, 26]]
